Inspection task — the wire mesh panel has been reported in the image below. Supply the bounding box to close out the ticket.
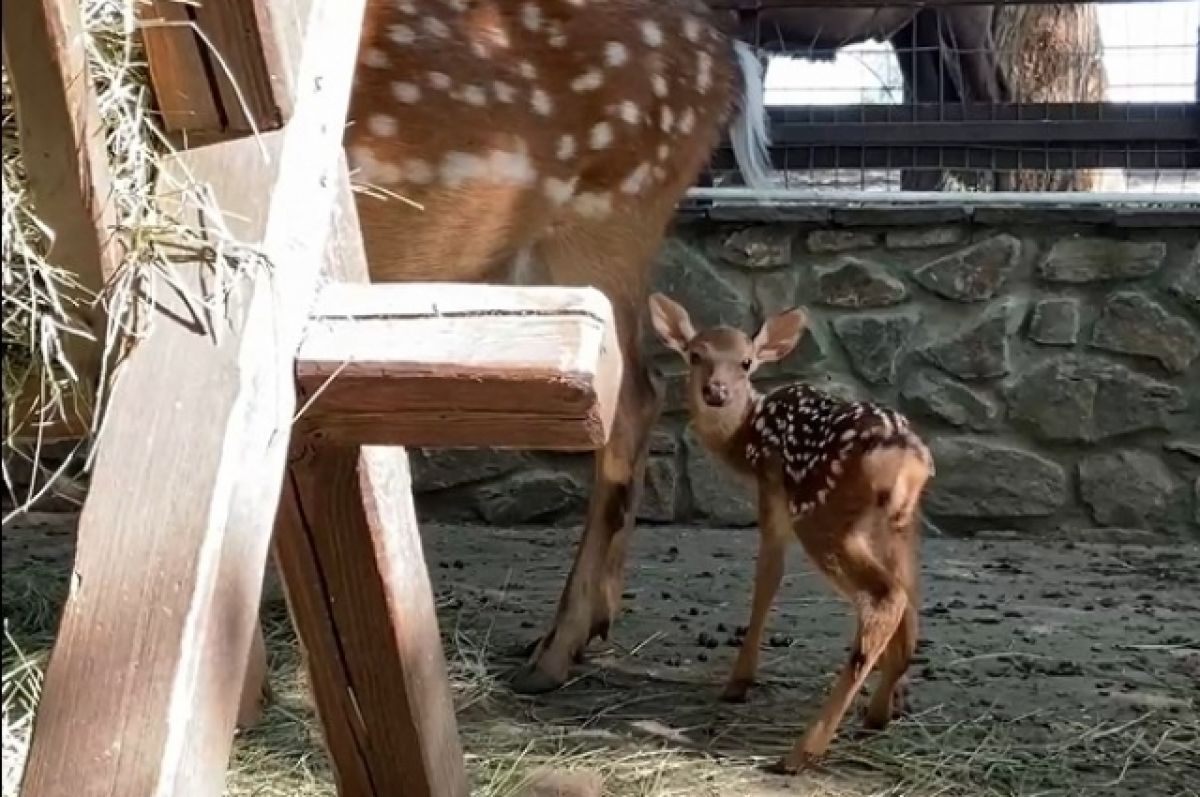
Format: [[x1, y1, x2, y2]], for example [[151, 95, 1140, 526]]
[[703, 0, 1200, 195]]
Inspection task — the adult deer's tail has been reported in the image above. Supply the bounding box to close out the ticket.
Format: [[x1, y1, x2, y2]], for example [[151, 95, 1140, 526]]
[[728, 41, 772, 190]]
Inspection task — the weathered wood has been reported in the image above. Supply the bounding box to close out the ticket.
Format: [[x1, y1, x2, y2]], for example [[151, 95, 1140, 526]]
[[294, 284, 623, 450], [3, 0, 123, 442], [139, 0, 291, 141], [273, 161, 468, 797], [236, 619, 270, 730], [19, 0, 367, 794]]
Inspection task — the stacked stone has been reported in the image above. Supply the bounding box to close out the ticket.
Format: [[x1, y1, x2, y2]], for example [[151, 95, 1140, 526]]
[[410, 220, 1199, 540]]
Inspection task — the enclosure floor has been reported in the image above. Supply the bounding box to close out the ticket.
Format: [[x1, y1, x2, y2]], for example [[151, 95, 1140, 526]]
[[4, 513, 1198, 796]]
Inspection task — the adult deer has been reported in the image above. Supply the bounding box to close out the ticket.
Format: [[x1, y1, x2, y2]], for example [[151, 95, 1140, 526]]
[[649, 293, 933, 770], [346, 0, 771, 693], [704, 0, 1011, 190]]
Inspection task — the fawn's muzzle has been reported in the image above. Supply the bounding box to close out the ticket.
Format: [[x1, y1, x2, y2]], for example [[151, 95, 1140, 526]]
[[702, 381, 729, 407]]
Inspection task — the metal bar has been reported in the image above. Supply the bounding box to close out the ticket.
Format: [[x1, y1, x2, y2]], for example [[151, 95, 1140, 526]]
[[710, 146, 1200, 171], [770, 118, 1197, 146], [683, 187, 1200, 205]]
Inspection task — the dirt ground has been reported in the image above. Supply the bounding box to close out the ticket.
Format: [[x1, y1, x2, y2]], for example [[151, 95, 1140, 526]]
[[3, 512, 1198, 796]]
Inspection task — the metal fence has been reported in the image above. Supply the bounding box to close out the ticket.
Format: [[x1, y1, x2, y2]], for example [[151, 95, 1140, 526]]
[[699, 0, 1200, 197]]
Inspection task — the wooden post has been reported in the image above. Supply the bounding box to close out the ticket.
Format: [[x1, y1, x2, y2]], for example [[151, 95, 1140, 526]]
[[2, 0, 123, 439], [18, 0, 368, 794]]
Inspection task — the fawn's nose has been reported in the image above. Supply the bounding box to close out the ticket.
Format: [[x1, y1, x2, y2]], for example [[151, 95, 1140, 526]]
[[702, 381, 729, 407]]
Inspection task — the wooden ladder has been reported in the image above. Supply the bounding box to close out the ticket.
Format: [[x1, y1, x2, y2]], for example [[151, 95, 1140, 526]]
[[4, 2, 622, 795]]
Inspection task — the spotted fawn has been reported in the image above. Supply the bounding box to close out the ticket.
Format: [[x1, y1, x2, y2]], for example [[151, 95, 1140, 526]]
[[649, 292, 934, 772]]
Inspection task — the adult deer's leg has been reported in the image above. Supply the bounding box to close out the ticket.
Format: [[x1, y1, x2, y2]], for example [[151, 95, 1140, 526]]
[[722, 478, 790, 703], [511, 213, 667, 694]]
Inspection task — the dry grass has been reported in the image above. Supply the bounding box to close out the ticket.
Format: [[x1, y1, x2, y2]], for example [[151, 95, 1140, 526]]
[[4, 556, 1196, 797]]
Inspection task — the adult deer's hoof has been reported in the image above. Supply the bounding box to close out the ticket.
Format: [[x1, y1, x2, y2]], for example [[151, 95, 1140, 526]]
[[719, 680, 752, 703], [510, 662, 566, 695]]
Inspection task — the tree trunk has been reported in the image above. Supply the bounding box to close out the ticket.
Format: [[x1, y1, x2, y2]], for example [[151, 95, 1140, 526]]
[[994, 4, 1107, 191]]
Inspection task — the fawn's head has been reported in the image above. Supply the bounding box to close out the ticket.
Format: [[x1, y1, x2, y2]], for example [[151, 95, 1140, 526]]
[[649, 292, 807, 415]]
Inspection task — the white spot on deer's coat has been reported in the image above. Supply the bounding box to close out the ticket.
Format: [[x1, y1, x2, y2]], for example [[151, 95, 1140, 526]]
[[518, 60, 538, 80], [683, 16, 702, 42], [652, 166, 666, 181], [423, 17, 451, 38], [571, 70, 604, 93], [697, 52, 713, 93], [391, 81, 421, 103], [428, 71, 452, 90], [556, 134, 576, 160], [388, 24, 415, 45], [659, 106, 675, 132], [572, 191, 613, 218], [363, 48, 389, 68], [620, 162, 651, 194], [651, 74, 668, 98], [544, 176, 577, 206], [397, 0, 416, 14], [400, 159, 434, 184], [656, 144, 670, 161], [640, 19, 663, 47], [531, 88, 553, 116], [604, 42, 628, 67], [456, 84, 488, 106], [440, 149, 537, 188], [367, 113, 398, 137], [493, 81, 516, 103], [546, 22, 567, 48], [522, 3, 542, 31], [679, 107, 696, 134], [616, 101, 639, 124], [589, 121, 613, 150]]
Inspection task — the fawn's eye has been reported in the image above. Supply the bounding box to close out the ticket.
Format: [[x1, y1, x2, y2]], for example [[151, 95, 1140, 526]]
[[689, 351, 701, 365], [741, 358, 753, 371]]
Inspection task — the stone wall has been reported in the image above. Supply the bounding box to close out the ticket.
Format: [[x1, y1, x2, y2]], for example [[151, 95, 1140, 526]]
[[412, 206, 1200, 541]]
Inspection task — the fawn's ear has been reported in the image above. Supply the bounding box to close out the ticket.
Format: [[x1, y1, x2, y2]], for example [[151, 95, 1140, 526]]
[[648, 293, 696, 355], [753, 307, 808, 363]]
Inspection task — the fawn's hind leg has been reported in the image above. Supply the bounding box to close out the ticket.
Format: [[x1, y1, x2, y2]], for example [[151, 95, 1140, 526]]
[[722, 479, 790, 703], [864, 600, 917, 729], [770, 538, 907, 773]]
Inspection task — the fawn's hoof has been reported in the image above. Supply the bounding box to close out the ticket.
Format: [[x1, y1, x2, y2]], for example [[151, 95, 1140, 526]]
[[510, 662, 567, 695], [719, 680, 752, 704], [764, 752, 824, 776]]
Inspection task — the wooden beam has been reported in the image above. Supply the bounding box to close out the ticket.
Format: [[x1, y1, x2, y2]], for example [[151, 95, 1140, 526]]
[[273, 160, 468, 797], [294, 283, 622, 450], [139, 0, 291, 142], [18, 0, 367, 794], [2, 0, 124, 441]]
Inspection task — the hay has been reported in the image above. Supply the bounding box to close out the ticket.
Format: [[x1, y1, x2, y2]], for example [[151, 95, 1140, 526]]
[[1, 0, 262, 516]]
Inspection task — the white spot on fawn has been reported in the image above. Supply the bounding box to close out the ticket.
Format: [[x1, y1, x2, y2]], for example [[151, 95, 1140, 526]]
[[683, 16, 702, 42], [589, 121, 613, 150], [367, 113, 398, 137], [397, 0, 417, 14], [522, 3, 542, 31], [423, 16, 451, 38], [455, 84, 488, 106], [572, 191, 613, 218], [531, 88, 553, 116], [544, 176, 577, 206], [640, 19, 663, 47], [493, 81, 517, 103], [440, 148, 537, 188], [392, 81, 421, 103], [546, 22, 567, 48], [651, 74, 668, 98], [363, 47, 389, 68], [616, 100, 640, 124], [697, 51, 713, 93], [679, 107, 696, 134], [604, 42, 628, 67], [556, 134, 576, 160], [518, 60, 538, 80], [388, 23, 416, 45], [620, 162, 651, 194], [400, 159, 434, 184], [571, 70, 604, 93], [659, 106, 675, 132], [428, 71, 452, 90]]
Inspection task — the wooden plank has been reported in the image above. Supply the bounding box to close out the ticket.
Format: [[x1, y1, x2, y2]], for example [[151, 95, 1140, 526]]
[[137, 0, 223, 135], [3, 0, 124, 439], [235, 620, 269, 730], [139, 0, 291, 141], [18, 0, 367, 794], [294, 284, 623, 450], [273, 160, 468, 797]]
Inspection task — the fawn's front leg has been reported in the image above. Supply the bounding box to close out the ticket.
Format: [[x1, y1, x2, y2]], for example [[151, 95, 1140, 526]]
[[722, 475, 790, 703]]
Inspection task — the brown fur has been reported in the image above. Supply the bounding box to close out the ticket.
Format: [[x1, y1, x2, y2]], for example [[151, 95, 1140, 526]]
[[649, 293, 934, 771], [347, 0, 762, 692]]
